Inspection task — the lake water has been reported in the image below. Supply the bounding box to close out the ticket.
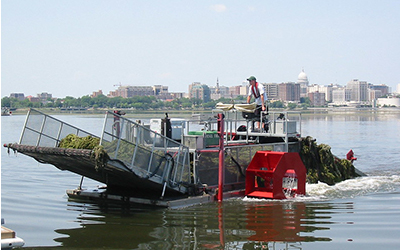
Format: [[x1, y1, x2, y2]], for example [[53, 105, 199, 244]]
[[2, 111, 400, 249]]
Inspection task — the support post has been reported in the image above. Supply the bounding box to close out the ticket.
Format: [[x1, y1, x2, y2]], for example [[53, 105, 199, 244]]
[[217, 113, 225, 202], [78, 176, 84, 191]]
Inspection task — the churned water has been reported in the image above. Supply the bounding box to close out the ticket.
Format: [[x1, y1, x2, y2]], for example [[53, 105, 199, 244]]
[[2, 111, 400, 249]]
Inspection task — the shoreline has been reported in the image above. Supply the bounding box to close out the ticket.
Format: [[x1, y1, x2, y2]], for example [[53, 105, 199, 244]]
[[6, 106, 400, 117]]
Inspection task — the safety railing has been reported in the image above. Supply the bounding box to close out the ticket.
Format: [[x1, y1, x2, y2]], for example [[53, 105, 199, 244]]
[[185, 109, 302, 153], [100, 111, 193, 190], [219, 110, 302, 136], [19, 109, 97, 147]]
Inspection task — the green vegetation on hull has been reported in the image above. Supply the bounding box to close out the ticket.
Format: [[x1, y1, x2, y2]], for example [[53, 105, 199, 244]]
[[299, 136, 358, 185]]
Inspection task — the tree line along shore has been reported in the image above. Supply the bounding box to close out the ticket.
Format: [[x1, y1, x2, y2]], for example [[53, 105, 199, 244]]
[[3, 94, 399, 116], [1, 94, 319, 111]]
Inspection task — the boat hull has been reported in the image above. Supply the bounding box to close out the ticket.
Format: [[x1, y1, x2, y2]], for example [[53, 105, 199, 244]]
[[6, 144, 187, 198]]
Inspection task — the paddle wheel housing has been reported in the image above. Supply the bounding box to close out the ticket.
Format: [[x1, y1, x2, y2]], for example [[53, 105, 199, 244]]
[[245, 151, 306, 199]]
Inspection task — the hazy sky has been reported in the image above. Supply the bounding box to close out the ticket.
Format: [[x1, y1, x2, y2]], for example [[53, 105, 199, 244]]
[[2, 0, 400, 98]]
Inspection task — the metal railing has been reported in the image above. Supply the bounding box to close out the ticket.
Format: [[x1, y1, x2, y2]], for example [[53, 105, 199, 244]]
[[187, 110, 302, 152], [18, 109, 195, 194], [100, 111, 193, 190], [19, 109, 97, 147]]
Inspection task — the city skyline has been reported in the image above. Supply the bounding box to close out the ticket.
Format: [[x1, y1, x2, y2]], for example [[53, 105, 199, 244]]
[[2, 1, 400, 98], [6, 76, 394, 101]]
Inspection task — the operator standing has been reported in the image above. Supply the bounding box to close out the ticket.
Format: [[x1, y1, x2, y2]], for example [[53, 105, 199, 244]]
[[246, 76, 267, 119]]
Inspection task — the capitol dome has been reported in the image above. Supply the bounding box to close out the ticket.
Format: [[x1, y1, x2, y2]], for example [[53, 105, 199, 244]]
[[297, 69, 309, 85]]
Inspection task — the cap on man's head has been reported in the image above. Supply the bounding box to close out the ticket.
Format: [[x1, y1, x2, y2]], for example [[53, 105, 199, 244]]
[[247, 76, 256, 81]]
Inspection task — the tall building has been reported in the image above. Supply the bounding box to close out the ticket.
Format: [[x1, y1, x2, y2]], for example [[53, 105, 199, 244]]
[[188, 82, 211, 102], [278, 82, 300, 102], [265, 83, 279, 100], [347, 79, 368, 102]]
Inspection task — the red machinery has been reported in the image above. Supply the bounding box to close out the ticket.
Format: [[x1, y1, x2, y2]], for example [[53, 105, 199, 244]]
[[245, 151, 306, 199], [346, 149, 357, 163]]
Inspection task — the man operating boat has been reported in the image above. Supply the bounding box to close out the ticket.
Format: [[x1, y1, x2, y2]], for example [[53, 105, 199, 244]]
[[246, 76, 268, 130]]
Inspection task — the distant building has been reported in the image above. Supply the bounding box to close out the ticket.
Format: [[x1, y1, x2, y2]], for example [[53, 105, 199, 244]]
[[210, 86, 229, 100], [107, 84, 174, 99], [297, 69, 309, 98], [153, 85, 168, 96], [107, 90, 119, 98], [307, 84, 334, 102], [10, 93, 25, 101], [265, 83, 279, 100], [153, 85, 173, 100], [332, 87, 351, 105], [26, 96, 40, 103], [239, 82, 248, 96], [278, 82, 300, 102], [369, 84, 389, 97], [170, 92, 186, 99], [188, 82, 210, 102], [228, 86, 241, 99], [209, 78, 233, 100], [308, 91, 326, 106], [347, 79, 368, 102], [377, 96, 400, 107], [111, 85, 154, 98], [368, 89, 382, 102], [37, 92, 52, 100], [91, 90, 103, 98]]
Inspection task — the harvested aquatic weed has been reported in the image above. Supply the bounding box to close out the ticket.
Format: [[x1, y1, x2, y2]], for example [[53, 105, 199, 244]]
[[58, 134, 100, 149]]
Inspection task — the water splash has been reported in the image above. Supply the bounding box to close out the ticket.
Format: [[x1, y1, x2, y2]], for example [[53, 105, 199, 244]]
[[243, 175, 400, 202], [306, 175, 400, 200]]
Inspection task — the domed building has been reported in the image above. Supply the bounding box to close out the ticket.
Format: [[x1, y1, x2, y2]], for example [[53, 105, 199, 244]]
[[297, 69, 309, 86], [297, 69, 309, 98]]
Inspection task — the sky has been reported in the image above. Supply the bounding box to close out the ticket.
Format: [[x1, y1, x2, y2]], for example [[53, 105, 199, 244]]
[[1, 0, 400, 98]]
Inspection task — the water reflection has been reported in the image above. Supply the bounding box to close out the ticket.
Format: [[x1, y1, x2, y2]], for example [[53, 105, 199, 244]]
[[52, 199, 355, 249], [303, 111, 400, 122]]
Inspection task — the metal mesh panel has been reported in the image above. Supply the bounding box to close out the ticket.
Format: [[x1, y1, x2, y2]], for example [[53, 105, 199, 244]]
[[197, 144, 275, 187], [24, 110, 45, 132], [58, 125, 80, 140], [19, 109, 97, 147], [20, 128, 40, 146], [41, 117, 62, 141], [101, 111, 192, 186]]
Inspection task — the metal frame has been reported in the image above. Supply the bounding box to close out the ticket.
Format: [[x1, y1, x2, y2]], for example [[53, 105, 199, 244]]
[[19, 108, 97, 147], [100, 111, 195, 194]]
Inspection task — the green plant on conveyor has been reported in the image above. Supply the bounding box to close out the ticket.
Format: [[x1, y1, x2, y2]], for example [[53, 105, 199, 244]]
[[58, 134, 100, 150]]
